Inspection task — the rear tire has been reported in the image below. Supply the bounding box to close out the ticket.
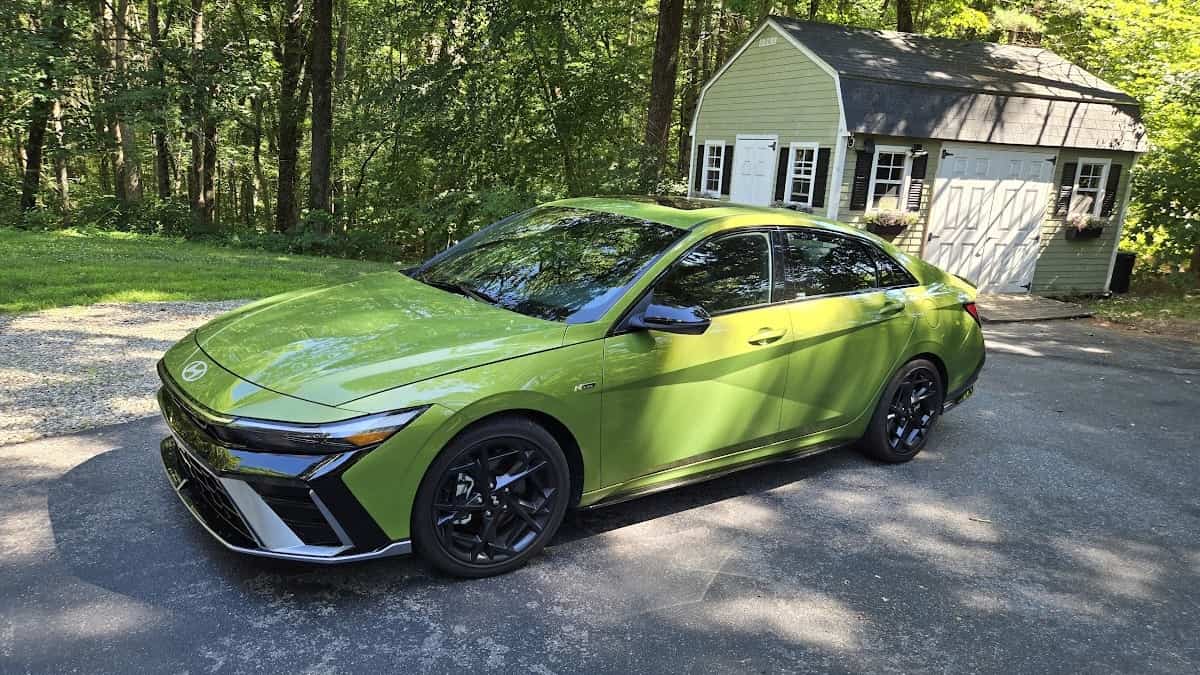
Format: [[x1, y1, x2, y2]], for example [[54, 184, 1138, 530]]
[[860, 359, 944, 463], [412, 416, 569, 578]]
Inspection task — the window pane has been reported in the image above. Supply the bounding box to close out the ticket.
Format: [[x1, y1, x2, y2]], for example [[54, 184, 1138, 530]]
[[782, 231, 878, 297], [876, 251, 915, 288], [655, 234, 771, 313], [871, 182, 902, 210], [418, 207, 683, 323]]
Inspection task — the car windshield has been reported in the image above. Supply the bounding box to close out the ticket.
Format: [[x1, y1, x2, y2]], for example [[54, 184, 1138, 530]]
[[411, 207, 684, 323]]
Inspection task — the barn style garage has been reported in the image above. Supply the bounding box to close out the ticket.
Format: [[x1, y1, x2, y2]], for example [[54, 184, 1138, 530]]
[[687, 16, 1147, 294]]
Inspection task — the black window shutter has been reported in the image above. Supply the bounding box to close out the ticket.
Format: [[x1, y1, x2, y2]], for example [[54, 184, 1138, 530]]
[[720, 144, 734, 195], [693, 144, 705, 192], [849, 150, 871, 211], [774, 147, 790, 202], [906, 154, 928, 212], [1100, 164, 1122, 216], [812, 147, 832, 208], [1054, 162, 1077, 217]]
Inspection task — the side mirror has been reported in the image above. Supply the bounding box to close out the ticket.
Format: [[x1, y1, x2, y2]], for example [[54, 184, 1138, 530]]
[[628, 302, 711, 335]]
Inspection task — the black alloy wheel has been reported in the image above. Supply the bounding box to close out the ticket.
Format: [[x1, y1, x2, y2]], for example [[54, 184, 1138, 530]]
[[861, 358, 944, 463], [886, 366, 941, 455], [413, 417, 569, 577]]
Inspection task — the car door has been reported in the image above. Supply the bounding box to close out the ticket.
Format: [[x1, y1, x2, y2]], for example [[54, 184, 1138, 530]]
[[775, 229, 918, 437], [600, 230, 792, 487]]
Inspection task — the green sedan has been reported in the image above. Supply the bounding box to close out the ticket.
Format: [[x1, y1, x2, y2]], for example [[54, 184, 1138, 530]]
[[157, 196, 984, 577]]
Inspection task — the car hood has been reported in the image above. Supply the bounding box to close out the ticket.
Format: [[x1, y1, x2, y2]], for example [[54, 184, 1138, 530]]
[[195, 273, 566, 406]]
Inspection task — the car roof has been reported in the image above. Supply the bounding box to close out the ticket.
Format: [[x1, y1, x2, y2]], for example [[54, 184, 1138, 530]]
[[546, 196, 872, 240]]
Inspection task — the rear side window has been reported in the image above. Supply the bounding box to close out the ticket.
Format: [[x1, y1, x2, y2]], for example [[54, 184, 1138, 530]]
[[875, 251, 917, 288], [655, 232, 772, 313], [781, 230, 878, 299]]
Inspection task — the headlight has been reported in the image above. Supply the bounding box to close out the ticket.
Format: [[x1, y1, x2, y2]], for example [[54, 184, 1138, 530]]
[[208, 406, 429, 454]]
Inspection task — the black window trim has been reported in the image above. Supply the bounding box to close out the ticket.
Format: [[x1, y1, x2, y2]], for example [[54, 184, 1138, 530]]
[[608, 225, 920, 336]]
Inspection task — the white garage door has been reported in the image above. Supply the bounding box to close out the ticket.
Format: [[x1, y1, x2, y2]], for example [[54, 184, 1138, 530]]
[[925, 144, 1056, 293]]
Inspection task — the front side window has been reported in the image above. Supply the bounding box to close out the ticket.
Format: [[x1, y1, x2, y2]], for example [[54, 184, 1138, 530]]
[[1071, 160, 1109, 217], [781, 230, 878, 299], [786, 143, 818, 207], [703, 142, 725, 196], [655, 233, 772, 314], [413, 207, 683, 323], [869, 148, 910, 211]]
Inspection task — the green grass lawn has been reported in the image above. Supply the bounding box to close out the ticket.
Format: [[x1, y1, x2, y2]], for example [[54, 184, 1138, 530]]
[[1084, 274, 1200, 340], [0, 228, 395, 313]]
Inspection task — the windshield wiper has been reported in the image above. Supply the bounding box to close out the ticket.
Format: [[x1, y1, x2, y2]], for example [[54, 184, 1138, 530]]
[[417, 276, 498, 305]]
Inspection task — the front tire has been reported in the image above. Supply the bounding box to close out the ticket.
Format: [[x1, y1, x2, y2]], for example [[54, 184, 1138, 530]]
[[860, 359, 944, 463], [412, 416, 570, 578]]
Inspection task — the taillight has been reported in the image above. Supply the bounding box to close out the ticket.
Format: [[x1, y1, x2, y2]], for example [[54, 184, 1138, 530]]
[[963, 301, 981, 325]]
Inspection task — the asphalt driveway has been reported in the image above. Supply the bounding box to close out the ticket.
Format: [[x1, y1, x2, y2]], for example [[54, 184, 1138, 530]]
[[2, 320, 1198, 673]]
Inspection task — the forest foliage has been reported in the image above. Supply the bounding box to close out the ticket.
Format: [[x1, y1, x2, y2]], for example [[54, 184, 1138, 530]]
[[1, 0, 1198, 271]]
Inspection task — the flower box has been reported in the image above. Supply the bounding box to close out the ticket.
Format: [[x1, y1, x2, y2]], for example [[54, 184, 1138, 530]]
[[1065, 226, 1104, 240]]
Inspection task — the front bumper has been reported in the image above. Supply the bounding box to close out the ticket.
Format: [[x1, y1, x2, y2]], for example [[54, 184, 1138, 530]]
[[157, 384, 410, 564]]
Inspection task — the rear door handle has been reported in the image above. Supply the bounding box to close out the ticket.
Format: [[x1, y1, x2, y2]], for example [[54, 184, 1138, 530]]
[[748, 328, 787, 345], [880, 301, 906, 317]]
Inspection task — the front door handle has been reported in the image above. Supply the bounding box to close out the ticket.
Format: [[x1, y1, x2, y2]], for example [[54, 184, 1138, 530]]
[[880, 301, 906, 317], [748, 328, 787, 345]]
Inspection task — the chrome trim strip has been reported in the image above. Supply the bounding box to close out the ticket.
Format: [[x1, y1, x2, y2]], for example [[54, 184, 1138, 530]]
[[309, 489, 354, 548]]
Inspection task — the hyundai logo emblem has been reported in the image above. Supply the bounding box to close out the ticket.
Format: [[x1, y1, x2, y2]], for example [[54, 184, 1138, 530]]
[[181, 360, 209, 382]]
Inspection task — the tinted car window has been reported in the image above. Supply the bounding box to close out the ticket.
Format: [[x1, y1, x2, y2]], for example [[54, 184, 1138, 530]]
[[655, 233, 772, 314], [876, 251, 916, 288], [782, 230, 878, 299], [414, 207, 683, 323]]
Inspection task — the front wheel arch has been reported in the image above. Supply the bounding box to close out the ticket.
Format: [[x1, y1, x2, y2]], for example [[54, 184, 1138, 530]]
[[435, 409, 585, 508]]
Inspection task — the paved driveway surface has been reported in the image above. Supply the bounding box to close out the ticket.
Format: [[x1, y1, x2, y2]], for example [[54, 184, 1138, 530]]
[[2, 321, 1198, 673]]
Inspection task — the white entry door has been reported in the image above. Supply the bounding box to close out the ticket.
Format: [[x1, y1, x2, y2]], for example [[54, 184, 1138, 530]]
[[925, 144, 1056, 293], [729, 136, 778, 206]]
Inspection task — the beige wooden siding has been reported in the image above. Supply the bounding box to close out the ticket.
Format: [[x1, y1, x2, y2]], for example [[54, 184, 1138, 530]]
[[1031, 148, 1137, 294], [692, 24, 841, 183], [831, 136, 1135, 291], [835, 135, 940, 257]]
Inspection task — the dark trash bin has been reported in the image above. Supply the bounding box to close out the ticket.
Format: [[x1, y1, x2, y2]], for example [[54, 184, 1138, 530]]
[[1109, 251, 1136, 294]]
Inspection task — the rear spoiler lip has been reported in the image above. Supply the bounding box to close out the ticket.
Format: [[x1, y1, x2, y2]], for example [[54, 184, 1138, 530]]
[[953, 273, 978, 289]]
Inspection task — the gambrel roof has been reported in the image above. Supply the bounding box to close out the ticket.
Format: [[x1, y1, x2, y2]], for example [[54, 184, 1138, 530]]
[[769, 17, 1147, 152]]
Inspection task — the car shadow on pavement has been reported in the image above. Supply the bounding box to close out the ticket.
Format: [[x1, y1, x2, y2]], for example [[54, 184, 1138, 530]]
[[45, 437, 863, 597]]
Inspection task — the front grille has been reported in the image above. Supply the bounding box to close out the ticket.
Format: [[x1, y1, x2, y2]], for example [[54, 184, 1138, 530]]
[[177, 449, 258, 547], [252, 481, 343, 547]]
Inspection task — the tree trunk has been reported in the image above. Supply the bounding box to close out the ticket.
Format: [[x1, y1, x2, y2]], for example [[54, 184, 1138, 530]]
[[896, 0, 914, 32], [52, 99, 69, 210], [202, 117, 217, 226], [676, 0, 707, 176], [275, 0, 306, 233], [20, 102, 52, 212], [308, 0, 333, 219], [1191, 244, 1200, 283], [333, 0, 348, 217], [642, 0, 686, 189], [808, 0, 820, 20], [188, 0, 211, 229], [20, 7, 68, 211], [148, 0, 172, 199], [112, 0, 143, 203]]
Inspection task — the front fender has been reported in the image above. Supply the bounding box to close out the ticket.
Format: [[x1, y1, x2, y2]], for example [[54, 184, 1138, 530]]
[[340, 340, 604, 541]]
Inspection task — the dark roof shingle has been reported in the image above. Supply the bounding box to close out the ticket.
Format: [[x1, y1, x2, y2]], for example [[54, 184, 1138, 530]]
[[769, 17, 1146, 151]]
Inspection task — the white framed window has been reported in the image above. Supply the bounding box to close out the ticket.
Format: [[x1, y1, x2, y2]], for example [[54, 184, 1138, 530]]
[[866, 145, 912, 212], [784, 142, 819, 208], [1071, 158, 1111, 217], [702, 141, 725, 197]]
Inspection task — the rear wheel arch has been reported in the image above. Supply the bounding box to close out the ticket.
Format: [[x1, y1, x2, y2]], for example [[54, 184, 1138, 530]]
[[910, 352, 948, 390]]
